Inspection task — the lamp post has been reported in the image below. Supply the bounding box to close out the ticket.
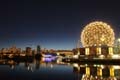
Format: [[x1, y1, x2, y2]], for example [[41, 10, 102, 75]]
[[73, 40, 80, 59], [118, 38, 120, 44], [77, 40, 80, 55], [118, 38, 120, 54]]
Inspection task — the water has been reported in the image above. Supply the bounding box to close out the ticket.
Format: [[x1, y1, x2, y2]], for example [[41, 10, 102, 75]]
[[0, 59, 120, 80]]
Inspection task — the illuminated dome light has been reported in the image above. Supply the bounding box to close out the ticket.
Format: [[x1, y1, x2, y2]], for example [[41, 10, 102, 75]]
[[81, 21, 115, 47]]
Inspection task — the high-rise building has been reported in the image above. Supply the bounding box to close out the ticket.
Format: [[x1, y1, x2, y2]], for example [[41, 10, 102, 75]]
[[26, 47, 32, 56], [37, 45, 41, 54]]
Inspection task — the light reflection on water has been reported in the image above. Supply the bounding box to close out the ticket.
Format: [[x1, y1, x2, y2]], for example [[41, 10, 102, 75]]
[[73, 63, 120, 80], [0, 59, 120, 80]]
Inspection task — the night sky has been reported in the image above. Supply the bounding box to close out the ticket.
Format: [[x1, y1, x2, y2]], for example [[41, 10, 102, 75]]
[[0, 0, 120, 49]]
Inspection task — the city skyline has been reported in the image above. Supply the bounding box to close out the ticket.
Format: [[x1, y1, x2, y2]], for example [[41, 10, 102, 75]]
[[0, 0, 120, 49]]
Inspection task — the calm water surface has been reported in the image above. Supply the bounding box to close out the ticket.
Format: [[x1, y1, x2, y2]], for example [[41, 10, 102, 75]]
[[0, 59, 120, 80]]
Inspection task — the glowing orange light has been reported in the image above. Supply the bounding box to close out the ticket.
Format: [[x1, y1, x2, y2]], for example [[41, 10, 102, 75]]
[[81, 21, 115, 47]]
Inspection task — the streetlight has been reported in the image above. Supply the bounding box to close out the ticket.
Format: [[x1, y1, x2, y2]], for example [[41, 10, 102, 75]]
[[118, 38, 120, 42], [73, 40, 80, 59], [117, 38, 120, 54], [77, 40, 80, 55], [117, 38, 120, 47]]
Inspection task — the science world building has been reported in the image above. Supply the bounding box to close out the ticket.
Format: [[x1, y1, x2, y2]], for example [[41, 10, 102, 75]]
[[79, 21, 115, 56], [81, 21, 115, 47]]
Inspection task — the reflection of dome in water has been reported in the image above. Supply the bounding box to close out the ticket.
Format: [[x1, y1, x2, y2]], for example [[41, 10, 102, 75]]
[[81, 21, 115, 47]]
